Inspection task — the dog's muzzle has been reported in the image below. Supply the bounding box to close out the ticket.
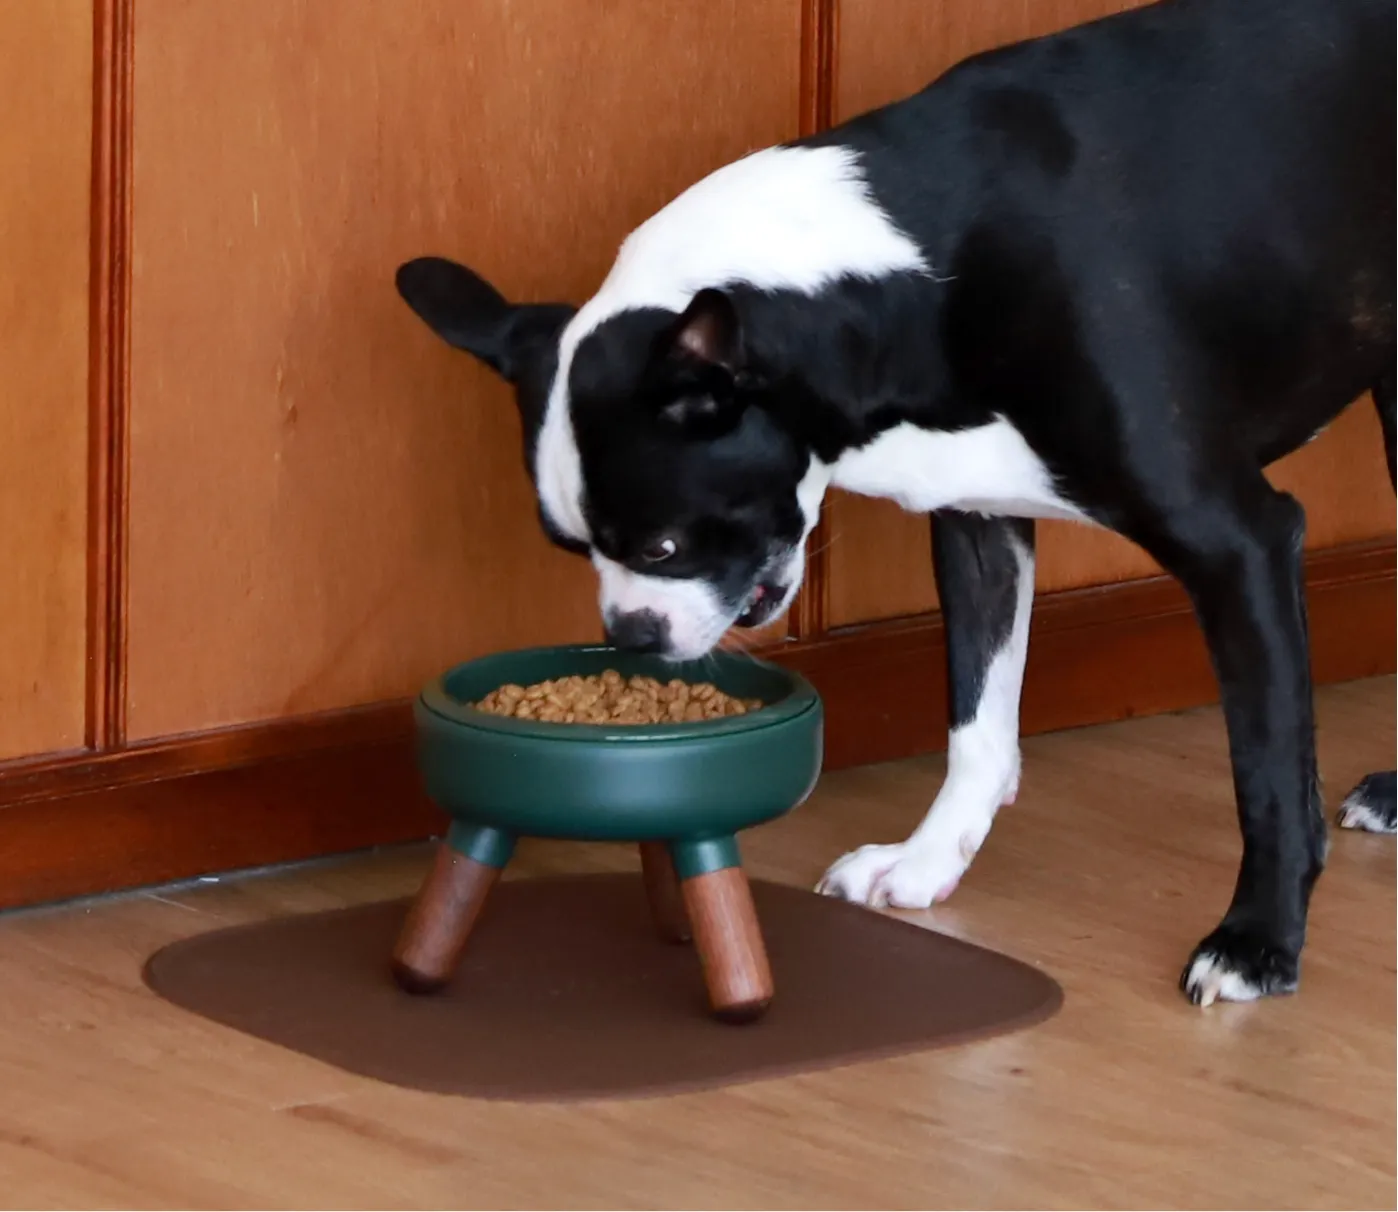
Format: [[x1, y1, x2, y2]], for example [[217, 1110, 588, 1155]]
[[603, 609, 671, 654]]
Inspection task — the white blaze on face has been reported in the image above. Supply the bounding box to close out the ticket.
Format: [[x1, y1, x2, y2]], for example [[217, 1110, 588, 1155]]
[[593, 555, 732, 660], [533, 401, 589, 546], [531, 142, 929, 551]]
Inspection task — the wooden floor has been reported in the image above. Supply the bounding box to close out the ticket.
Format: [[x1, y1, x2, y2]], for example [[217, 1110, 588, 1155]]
[[1, 678, 1393, 1210]]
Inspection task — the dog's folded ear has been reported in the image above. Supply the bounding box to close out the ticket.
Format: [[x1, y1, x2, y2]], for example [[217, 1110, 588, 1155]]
[[395, 256, 573, 384]]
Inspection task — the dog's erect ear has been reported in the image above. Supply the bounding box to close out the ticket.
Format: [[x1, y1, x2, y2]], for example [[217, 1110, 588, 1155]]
[[652, 288, 749, 435], [667, 288, 742, 371], [395, 257, 572, 383]]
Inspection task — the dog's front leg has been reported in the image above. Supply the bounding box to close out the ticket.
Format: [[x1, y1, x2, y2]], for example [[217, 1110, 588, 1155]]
[[1161, 486, 1325, 1006], [817, 513, 1036, 908]]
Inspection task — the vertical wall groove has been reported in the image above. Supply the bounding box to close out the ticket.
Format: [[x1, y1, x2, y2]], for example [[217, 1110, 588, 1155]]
[[791, 0, 839, 642], [85, 0, 135, 750]]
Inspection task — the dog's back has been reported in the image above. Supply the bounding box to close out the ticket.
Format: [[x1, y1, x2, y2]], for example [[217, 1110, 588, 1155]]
[[807, 0, 1395, 465]]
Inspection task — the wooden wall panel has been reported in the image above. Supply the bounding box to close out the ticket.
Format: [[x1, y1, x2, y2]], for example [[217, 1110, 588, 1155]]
[[125, 0, 802, 740], [835, 0, 1144, 122], [824, 494, 935, 626], [0, 0, 92, 760], [826, 0, 1395, 627]]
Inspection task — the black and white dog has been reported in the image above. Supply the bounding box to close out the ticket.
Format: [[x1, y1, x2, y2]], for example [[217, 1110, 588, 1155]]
[[396, 0, 1395, 1006]]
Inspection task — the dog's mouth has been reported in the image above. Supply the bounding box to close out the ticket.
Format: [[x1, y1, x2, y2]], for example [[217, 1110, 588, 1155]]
[[734, 581, 787, 629]]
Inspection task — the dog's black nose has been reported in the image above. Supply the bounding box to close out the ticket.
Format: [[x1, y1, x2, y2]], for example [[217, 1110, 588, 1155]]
[[605, 609, 670, 654]]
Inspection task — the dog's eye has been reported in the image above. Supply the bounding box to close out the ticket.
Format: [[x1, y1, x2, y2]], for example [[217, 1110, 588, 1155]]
[[641, 537, 678, 564]]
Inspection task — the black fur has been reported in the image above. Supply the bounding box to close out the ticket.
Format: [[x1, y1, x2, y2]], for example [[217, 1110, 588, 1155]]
[[571, 304, 812, 617], [396, 0, 1395, 1001], [932, 514, 1035, 731]]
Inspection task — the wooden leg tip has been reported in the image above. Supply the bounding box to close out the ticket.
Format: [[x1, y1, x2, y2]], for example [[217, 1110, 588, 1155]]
[[713, 996, 772, 1024], [640, 841, 692, 945], [390, 843, 504, 997], [390, 958, 449, 996]]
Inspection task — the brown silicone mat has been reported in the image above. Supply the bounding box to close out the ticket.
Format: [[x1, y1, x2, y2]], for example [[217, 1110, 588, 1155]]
[[144, 874, 1061, 1101]]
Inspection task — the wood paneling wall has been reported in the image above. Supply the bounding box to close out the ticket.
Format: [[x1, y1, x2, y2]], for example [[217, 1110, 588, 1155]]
[[123, 0, 803, 740], [836, 0, 1146, 120], [0, 0, 92, 760], [0, 0, 1390, 909], [825, 0, 1397, 627]]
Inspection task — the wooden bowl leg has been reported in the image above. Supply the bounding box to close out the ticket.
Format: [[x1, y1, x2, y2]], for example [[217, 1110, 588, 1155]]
[[677, 852, 774, 1023], [640, 841, 692, 943], [391, 825, 514, 994]]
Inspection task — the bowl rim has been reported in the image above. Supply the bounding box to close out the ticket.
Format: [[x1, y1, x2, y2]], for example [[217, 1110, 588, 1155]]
[[418, 644, 821, 744]]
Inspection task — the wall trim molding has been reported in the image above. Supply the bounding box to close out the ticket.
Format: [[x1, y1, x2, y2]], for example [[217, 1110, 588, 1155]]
[[778, 538, 1395, 770], [791, 0, 838, 641], [0, 539, 1391, 910], [86, 0, 136, 750]]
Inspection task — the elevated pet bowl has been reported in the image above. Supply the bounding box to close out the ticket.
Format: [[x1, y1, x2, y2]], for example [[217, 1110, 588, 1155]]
[[394, 645, 823, 1021]]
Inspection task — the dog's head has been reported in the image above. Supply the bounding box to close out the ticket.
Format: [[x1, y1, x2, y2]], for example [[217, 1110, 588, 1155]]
[[397, 257, 825, 659]]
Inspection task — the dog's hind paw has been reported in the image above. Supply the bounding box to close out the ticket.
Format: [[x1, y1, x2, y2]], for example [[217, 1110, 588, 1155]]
[[1180, 925, 1300, 1007], [1337, 771, 1396, 834]]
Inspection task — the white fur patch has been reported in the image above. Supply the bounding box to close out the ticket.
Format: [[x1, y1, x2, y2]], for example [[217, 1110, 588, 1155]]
[[534, 144, 929, 544], [579, 145, 928, 320], [1337, 789, 1397, 834], [1182, 952, 1268, 1007], [817, 531, 1036, 907], [766, 457, 836, 611], [535, 408, 589, 544], [829, 419, 1088, 522], [796, 456, 834, 536], [593, 556, 730, 661]]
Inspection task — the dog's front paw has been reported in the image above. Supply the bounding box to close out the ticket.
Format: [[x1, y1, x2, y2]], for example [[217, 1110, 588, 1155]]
[[1337, 771, 1396, 834], [1180, 925, 1300, 1007], [815, 841, 969, 909]]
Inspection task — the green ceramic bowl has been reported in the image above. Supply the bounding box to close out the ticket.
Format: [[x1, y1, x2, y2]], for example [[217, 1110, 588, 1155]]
[[414, 645, 823, 878]]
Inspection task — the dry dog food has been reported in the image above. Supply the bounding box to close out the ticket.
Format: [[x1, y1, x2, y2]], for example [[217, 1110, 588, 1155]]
[[474, 670, 764, 725]]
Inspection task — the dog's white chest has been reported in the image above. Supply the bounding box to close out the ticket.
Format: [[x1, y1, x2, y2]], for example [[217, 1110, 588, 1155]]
[[830, 419, 1087, 522]]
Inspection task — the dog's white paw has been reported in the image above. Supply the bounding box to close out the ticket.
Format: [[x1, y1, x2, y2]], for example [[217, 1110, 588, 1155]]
[[815, 838, 973, 909], [1337, 797, 1394, 833], [1179, 925, 1299, 1008], [1337, 772, 1397, 834], [1180, 952, 1267, 1008]]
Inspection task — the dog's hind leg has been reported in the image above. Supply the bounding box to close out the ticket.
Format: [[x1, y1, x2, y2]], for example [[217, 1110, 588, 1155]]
[[1139, 478, 1326, 1005], [817, 513, 1035, 908], [1337, 369, 1397, 835]]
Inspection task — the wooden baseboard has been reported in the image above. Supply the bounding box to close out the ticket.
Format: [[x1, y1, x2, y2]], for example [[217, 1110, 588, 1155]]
[[0, 540, 1391, 911], [0, 737, 444, 912], [779, 539, 1395, 770]]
